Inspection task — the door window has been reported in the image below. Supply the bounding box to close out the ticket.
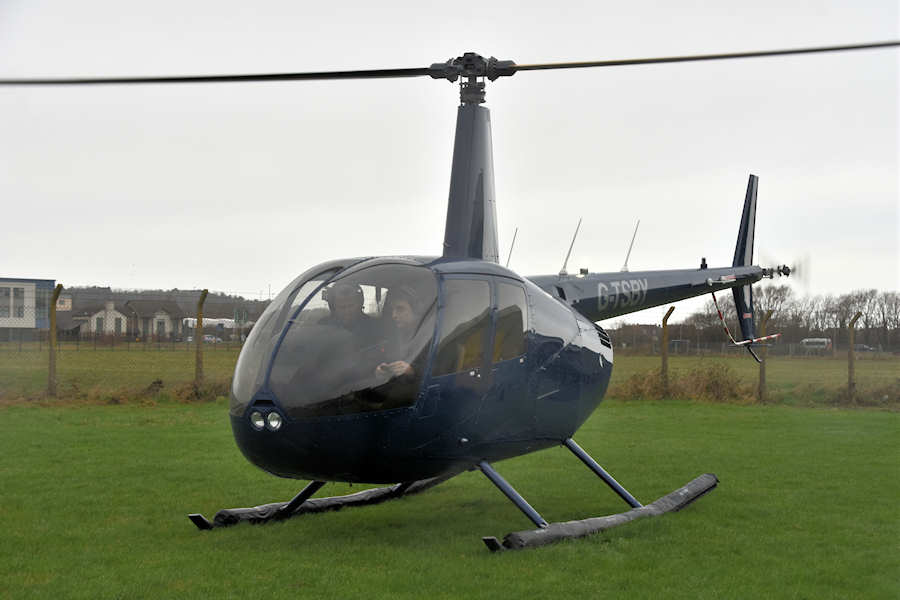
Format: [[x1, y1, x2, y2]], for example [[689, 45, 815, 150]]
[[433, 279, 491, 376], [493, 282, 527, 362]]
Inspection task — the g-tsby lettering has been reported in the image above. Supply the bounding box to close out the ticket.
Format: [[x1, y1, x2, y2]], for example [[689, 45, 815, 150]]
[[597, 278, 648, 311]]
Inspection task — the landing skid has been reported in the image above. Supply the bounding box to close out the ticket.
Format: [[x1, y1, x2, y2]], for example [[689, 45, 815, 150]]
[[479, 439, 717, 551], [188, 473, 455, 530]]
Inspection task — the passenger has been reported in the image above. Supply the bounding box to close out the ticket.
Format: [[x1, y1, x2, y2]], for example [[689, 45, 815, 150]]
[[375, 285, 425, 379], [320, 282, 378, 340]]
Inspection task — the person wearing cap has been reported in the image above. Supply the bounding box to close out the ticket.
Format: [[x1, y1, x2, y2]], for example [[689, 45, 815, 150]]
[[320, 281, 379, 340]]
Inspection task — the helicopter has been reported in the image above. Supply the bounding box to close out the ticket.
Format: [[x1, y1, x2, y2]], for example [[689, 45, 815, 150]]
[[3, 41, 897, 551]]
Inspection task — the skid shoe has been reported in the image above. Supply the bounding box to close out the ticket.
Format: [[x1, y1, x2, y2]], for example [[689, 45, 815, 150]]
[[479, 439, 718, 551], [189, 474, 454, 530], [482, 473, 718, 551]]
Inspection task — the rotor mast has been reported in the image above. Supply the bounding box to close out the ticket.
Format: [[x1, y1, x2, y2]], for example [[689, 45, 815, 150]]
[[432, 53, 516, 263]]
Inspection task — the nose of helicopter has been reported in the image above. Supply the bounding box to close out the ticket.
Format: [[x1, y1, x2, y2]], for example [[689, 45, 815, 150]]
[[227, 260, 442, 482], [229, 396, 437, 483]]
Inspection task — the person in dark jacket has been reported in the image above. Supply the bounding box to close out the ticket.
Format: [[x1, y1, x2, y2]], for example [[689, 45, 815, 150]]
[[320, 281, 379, 340], [370, 285, 431, 407]]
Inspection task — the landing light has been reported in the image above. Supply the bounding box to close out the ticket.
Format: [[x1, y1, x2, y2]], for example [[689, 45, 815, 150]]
[[250, 411, 265, 430], [266, 412, 283, 431]]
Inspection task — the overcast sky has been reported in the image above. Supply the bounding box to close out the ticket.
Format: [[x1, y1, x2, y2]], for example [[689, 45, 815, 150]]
[[1, 1, 896, 324]]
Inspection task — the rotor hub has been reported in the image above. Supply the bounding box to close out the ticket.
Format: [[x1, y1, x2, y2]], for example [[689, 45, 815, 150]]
[[429, 53, 517, 104]]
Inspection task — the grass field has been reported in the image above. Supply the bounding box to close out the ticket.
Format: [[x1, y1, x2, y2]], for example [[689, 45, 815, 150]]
[[1, 399, 897, 599]]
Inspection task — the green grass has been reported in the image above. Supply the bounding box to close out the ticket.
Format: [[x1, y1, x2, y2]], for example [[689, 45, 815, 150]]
[[1, 400, 897, 599]]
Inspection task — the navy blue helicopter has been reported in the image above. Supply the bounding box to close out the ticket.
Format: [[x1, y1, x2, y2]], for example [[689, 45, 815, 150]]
[[4, 41, 896, 550]]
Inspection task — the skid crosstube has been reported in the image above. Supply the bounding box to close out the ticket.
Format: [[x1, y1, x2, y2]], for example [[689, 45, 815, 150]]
[[482, 472, 718, 551], [188, 473, 455, 530]]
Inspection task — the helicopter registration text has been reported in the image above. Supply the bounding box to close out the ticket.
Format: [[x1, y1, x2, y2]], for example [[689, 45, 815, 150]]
[[597, 278, 649, 310]]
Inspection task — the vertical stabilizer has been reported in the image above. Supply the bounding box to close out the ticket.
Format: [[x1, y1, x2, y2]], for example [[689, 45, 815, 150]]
[[732, 175, 758, 342], [442, 104, 499, 262]]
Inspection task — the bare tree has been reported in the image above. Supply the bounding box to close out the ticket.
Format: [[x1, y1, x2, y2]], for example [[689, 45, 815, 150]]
[[854, 289, 879, 346]]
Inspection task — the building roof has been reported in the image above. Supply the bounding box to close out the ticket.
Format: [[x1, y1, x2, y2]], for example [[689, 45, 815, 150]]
[[71, 303, 132, 319], [125, 299, 185, 319], [0, 277, 56, 288], [55, 311, 80, 331]]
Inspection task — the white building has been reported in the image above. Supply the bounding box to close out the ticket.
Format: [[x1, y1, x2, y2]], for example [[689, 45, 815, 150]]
[[0, 277, 55, 340], [83, 301, 131, 336]]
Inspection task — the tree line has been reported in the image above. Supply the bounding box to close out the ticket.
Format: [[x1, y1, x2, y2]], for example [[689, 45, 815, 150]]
[[680, 286, 898, 350]]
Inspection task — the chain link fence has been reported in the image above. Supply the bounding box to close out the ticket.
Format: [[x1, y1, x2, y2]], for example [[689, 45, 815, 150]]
[[0, 286, 269, 401], [1, 282, 896, 404]]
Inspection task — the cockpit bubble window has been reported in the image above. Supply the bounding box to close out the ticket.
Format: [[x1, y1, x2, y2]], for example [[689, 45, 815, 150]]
[[231, 268, 340, 416], [269, 264, 438, 419], [432, 279, 491, 376]]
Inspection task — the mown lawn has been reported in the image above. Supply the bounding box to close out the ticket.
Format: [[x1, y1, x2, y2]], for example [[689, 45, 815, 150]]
[[1, 400, 897, 599]]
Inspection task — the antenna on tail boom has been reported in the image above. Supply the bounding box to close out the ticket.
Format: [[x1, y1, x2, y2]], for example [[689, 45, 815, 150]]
[[621, 219, 640, 272], [559, 218, 582, 276]]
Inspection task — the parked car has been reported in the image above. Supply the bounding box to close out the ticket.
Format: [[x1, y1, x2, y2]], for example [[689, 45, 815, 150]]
[[203, 334, 223, 344], [800, 338, 832, 355], [853, 344, 876, 352]]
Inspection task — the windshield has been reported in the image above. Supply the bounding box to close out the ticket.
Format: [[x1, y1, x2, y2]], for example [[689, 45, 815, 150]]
[[268, 263, 438, 419], [231, 266, 342, 416]]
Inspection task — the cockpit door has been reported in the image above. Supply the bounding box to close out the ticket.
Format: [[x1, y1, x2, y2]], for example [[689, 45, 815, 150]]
[[482, 278, 531, 442], [426, 276, 492, 431]]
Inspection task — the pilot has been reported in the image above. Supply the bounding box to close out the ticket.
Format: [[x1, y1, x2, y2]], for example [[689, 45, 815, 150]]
[[321, 281, 378, 340]]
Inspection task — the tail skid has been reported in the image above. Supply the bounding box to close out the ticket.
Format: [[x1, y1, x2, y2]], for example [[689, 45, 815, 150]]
[[711, 291, 780, 363]]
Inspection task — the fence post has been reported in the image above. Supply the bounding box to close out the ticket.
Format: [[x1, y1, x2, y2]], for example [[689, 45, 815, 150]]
[[661, 306, 675, 396], [757, 309, 774, 403], [48, 284, 63, 397], [848, 311, 862, 404], [195, 289, 208, 386]]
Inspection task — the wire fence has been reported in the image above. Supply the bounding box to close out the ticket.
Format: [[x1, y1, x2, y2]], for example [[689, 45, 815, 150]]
[[0, 288, 256, 400], [0, 283, 896, 403]]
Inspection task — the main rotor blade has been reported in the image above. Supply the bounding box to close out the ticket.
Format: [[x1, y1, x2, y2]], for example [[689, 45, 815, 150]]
[[513, 41, 900, 72], [2, 41, 897, 86], [0, 67, 432, 86]]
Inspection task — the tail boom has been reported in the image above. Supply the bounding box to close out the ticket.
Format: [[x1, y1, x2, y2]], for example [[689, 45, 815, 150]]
[[528, 265, 763, 322]]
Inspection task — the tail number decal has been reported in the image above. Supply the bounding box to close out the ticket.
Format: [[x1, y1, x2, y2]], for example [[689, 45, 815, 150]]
[[597, 279, 648, 310]]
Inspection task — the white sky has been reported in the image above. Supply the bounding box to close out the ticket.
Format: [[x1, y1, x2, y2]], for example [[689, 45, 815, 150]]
[[1, 1, 897, 324]]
